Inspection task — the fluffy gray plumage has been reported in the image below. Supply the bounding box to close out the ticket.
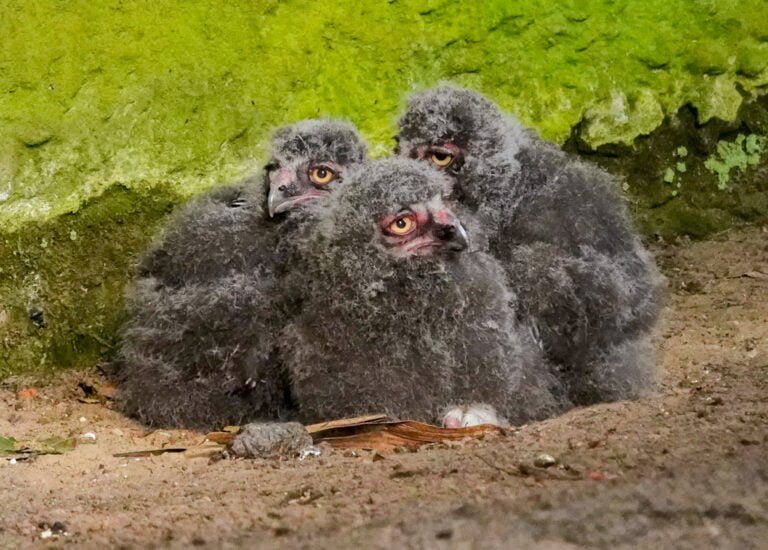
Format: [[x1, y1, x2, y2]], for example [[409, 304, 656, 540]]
[[281, 158, 566, 425], [139, 119, 368, 288], [113, 119, 367, 430], [396, 86, 664, 406]]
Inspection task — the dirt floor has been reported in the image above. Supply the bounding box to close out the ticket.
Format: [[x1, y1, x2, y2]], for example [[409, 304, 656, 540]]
[[1, 226, 767, 549]]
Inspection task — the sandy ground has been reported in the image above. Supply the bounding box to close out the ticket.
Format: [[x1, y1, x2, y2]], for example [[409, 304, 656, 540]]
[[1, 226, 767, 549]]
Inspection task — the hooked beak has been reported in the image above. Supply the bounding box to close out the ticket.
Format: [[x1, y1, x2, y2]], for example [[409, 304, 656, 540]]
[[267, 168, 325, 217], [268, 188, 325, 217], [435, 219, 469, 252], [267, 187, 290, 217]]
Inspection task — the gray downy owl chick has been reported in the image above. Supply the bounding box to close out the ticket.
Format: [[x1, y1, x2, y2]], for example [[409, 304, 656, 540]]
[[113, 120, 368, 430], [280, 158, 565, 426], [396, 86, 664, 406], [139, 119, 368, 288]]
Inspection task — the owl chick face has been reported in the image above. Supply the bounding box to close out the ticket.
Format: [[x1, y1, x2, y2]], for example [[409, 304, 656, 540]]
[[395, 85, 514, 191], [266, 119, 367, 217], [377, 195, 469, 258], [325, 158, 469, 259]]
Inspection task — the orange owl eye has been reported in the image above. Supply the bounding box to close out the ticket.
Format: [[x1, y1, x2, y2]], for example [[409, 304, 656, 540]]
[[430, 151, 454, 167], [309, 166, 336, 185], [388, 214, 416, 236]]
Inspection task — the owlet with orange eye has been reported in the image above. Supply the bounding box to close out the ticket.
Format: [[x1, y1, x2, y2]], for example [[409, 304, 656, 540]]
[[396, 85, 664, 410], [266, 120, 367, 217], [379, 205, 468, 258]]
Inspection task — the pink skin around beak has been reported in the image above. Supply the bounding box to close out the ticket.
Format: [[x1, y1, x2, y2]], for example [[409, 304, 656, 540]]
[[267, 168, 322, 217]]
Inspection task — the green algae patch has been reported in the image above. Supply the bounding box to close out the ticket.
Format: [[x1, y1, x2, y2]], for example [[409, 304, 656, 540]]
[[2, 0, 768, 232], [705, 134, 766, 190], [0, 186, 178, 376], [567, 95, 768, 239]]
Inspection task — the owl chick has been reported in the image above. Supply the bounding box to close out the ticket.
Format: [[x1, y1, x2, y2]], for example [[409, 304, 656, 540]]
[[280, 157, 565, 426], [113, 120, 368, 430], [139, 119, 367, 288], [396, 86, 664, 406]]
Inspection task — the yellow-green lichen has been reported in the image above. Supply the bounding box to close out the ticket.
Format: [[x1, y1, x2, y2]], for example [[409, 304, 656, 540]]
[[704, 134, 767, 190]]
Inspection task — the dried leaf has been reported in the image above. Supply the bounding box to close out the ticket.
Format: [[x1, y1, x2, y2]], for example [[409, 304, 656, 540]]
[[113, 447, 187, 458], [200, 415, 506, 456], [311, 419, 507, 452], [96, 382, 118, 399], [305, 414, 390, 434], [16, 388, 38, 400], [205, 431, 236, 445], [37, 436, 77, 455], [0, 436, 19, 457], [1, 435, 76, 457]]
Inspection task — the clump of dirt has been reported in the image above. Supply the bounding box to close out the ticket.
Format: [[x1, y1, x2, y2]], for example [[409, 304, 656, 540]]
[[0, 226, 766, 548]]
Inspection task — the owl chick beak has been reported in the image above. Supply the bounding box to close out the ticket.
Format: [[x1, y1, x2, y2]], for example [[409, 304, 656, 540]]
[[434, 219, 470, 252], [432, 208, 469, 253], [268, 168, 323, 217]]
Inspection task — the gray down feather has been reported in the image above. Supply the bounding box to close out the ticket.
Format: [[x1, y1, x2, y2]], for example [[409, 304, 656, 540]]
[[112, 119, 368, 429], [281, 158, 568, 425], [397, 85, 665, 405]]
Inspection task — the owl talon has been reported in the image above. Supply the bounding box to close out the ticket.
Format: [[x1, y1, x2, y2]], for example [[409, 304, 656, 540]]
[[441, 403, 509, 428]]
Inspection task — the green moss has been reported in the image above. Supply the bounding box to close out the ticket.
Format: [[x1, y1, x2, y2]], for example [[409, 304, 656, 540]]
[[567, 95, 768, 240], [2, 0, 768, 231], [0, 186, 178, 375], [704, 134, 766, 189]]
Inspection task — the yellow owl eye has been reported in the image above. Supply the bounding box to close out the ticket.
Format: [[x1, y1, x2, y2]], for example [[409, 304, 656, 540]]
[[388, 215, 416, 236], [309, 166, 336, 185], [430, 152, 454, 167]]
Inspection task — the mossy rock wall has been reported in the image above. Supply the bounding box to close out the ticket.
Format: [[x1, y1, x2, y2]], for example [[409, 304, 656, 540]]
[[1, 0, 768, 374]]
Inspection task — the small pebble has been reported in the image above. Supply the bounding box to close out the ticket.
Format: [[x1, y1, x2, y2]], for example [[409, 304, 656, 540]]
[[79, 417, 87, 423], [533, 453, 557, 468]]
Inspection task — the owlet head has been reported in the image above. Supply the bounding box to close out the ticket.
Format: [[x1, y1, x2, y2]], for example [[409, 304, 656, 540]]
[[266, 119, 367, 217], [330, 158, 469, 259], [395, 85, 520, 185]]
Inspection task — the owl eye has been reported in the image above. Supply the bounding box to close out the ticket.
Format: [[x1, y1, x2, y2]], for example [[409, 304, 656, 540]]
[[387, 214, 416, 236], [429, 151, 454, 168], [309, 165, 336, 186]]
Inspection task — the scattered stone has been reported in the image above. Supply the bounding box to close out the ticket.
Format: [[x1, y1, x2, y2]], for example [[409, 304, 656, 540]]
[[299, 446, 322, 460], [38, 521, 68, 539], [228, 422, 314, 459], [282, 485, 323, 505], [533, 453, 558, 468]]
